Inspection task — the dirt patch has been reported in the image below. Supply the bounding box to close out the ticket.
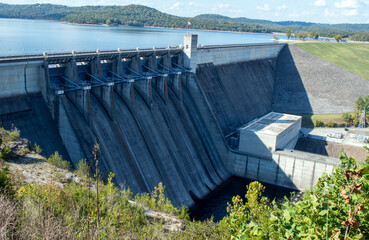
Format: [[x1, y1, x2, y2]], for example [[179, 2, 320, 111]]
[[295, 137, 368, 162]]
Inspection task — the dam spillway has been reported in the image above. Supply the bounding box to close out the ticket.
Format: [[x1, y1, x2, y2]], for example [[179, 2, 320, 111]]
[[1, 34, 360, 207]]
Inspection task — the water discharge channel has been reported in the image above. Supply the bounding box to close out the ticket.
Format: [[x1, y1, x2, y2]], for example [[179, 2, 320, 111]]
[[190, 177, 296, 222]]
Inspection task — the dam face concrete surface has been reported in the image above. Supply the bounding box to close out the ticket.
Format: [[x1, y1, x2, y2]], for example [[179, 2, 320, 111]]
[[1, 34, 360, 206]]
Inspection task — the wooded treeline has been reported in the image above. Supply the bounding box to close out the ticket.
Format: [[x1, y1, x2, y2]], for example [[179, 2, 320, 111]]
[[0, 3, 368, 41], [197, 13, 369, 40], [0, 4, 270, 33]]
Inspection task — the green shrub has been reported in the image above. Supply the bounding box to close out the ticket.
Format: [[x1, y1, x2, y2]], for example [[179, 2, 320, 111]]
[[222, 150, 369, 239], [4, 125, 20, 141], [135, 182, 177, 215], [314, 119, 324, 127], [0, 165, 15, 197], [33, 143, 42, 154], [353, 118, 360, 127], [327, 121, 337, 128], [0, 146, 12, 160], [47, 152, 70, 170], [75, 159, 90, 180]]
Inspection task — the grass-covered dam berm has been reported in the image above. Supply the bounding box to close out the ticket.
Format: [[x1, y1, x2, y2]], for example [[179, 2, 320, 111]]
[[2, 34, 368, 210]]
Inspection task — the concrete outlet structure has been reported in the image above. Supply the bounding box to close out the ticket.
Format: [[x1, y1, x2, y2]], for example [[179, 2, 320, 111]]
[[239, 112, 302, 158]]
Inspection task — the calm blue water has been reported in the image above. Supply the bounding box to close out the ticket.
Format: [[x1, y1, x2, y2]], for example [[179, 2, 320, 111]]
[[0, 18, 285, 56]]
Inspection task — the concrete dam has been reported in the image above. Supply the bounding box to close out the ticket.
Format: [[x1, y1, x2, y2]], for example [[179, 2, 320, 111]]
[[3, 34, 365, 207]]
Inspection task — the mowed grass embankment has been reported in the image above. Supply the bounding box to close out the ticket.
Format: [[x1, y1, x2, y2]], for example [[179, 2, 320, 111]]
[[295, 43, 369, 80], [297, 113, 349, 128]]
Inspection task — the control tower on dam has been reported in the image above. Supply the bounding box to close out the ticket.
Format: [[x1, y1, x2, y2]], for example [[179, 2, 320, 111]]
[[1, 34, 356, 207]]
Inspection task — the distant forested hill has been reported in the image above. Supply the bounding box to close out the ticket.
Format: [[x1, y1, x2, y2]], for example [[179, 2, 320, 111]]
[[196, 14, 369, 39], [0, 3, 270, 33], [0, 3, 368, 40]]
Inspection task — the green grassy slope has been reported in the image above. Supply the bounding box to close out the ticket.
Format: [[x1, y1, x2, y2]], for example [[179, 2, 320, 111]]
[[295, 43, 369, 80]]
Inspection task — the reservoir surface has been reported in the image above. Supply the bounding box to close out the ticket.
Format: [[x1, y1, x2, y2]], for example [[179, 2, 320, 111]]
[[0, 18, 284, 56]]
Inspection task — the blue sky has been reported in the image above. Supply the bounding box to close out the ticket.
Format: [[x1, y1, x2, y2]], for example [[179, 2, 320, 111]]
[[1, 0, 369, 24]]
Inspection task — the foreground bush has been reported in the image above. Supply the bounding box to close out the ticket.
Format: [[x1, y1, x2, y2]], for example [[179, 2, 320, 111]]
[[0, 161, 228, 239], [222, 150, 369, 239], [2, 125, 368, 239]]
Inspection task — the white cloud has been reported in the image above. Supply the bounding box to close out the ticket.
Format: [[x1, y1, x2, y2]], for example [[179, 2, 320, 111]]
[[211, 3, 230, 12], [216, 3, 230, 9], [188, 2, 195, 6], [170, 2, 183, 9], [334, 0, 359, 8], [276, 4, 287, 10], [324, 9, 337, 17], [256, 4, 271, 11], [343, 9, 358, 15], [314, 0, 327, 6]]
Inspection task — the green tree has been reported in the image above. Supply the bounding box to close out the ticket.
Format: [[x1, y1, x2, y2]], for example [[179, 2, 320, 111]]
[[334, 34, 342, 42], [309, 31, 315, 39], [300, 32, 308, 40], [355, 96, 369, 112], [342, 112, 352, 127], [294, 32, 301, 39], [285, 29, 292, 39], [314, 33, 319, 39]]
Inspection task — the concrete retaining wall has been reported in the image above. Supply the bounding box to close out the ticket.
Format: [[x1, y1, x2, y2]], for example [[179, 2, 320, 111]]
[[197, 44, 284, 66], [0, 61, 44, 98], [227, 149, 338, 190], [183, 34, 285, 72]]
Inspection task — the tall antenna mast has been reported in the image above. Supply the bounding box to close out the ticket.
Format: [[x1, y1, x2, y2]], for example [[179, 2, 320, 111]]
[[355, 109, 366, 143]]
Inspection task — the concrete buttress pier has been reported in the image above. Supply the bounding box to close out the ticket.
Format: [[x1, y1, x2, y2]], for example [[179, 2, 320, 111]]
[[92, 83, 115, 119], [168, 72, 182, 101], [147, 53, 157, 69], [64, 59, 78, 82], [112, 53, 124, 76], [153, 74, 168, 103], [135, 77, 153, 107], [115, 80, 135, 109], [65, 87, 92, 125], [91, 56, 103, 80]]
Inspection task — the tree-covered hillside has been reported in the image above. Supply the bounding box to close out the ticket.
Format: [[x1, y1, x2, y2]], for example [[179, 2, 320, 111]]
[[0, 3, 368, 40], [196, 13, 369, 39], [0, 4, 270, 33]]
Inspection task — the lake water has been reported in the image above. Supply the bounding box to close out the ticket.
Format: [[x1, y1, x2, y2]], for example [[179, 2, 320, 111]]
[[0, 18, 285, 56]]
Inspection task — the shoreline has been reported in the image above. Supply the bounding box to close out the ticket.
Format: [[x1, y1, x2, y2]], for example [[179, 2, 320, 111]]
[[3, 18, 368, 43], [60, 20, 277, 35]]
